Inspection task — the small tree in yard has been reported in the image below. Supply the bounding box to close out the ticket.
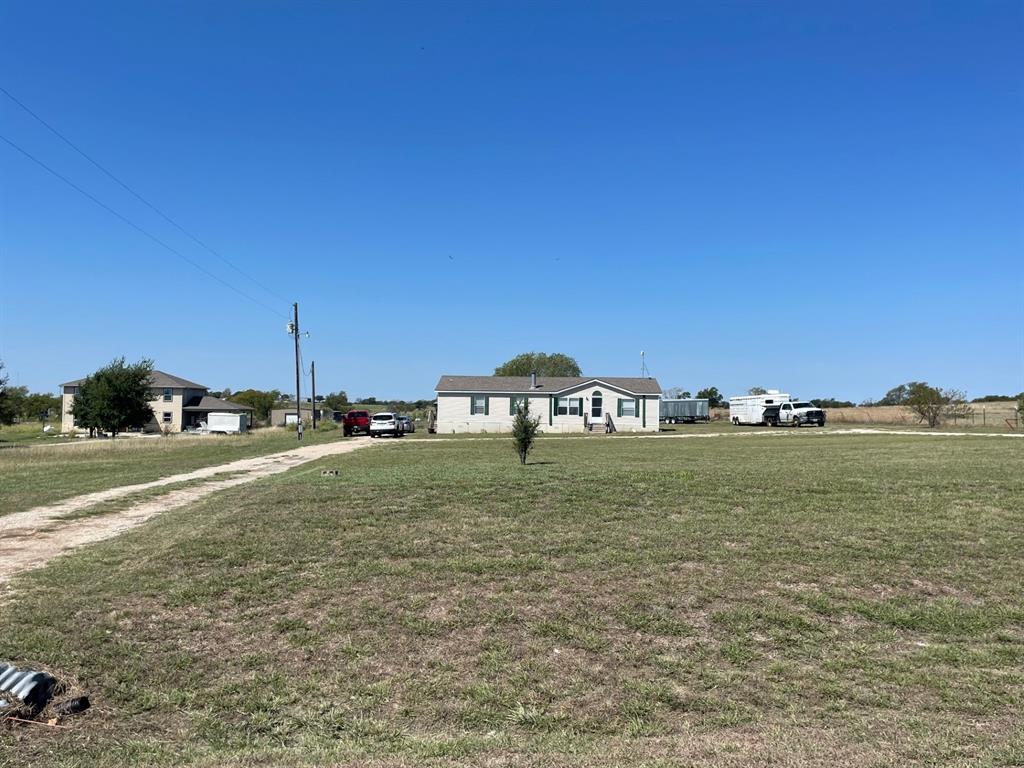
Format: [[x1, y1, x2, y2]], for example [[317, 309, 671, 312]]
[[905, 382, 972, 428], [0, 361, 16, 427], [72, 358, 155, 437], [511, 398, 541, 465]]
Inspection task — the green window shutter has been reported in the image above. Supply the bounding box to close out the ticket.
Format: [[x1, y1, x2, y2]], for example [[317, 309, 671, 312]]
[[484, 396, 489, 416], [549, 396, 553, 426], [469, 395, 474, 414], [617, 399, 623, 417], [577, 397, 584, 415], [510, 397, 515, 416], [642, 397, 646, 427]]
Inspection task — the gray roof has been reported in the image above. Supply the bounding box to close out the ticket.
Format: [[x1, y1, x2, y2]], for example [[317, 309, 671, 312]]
[[182, 395, 254, 412], [435, 375, 662, 395], [62, 369, 207, 389]]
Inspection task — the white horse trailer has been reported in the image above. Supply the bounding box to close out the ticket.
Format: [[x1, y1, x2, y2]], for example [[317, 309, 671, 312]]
[[729, 391, 791, 426]]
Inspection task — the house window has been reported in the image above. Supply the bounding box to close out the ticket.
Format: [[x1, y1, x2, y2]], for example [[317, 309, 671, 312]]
[[163, 388, 173, 402], [619, 398, 637, 417], [556, 397, 582, 416], [509, 395, 527, 415], [471, 395, 488, 415], [162, 412, 172, 423]]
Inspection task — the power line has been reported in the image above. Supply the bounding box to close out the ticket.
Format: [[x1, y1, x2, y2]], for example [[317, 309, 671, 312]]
[[0, 132, 288, 319], [0, 85, 290, 305]]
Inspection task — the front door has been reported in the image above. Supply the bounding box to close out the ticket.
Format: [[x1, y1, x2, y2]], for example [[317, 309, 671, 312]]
[[591, 392, 603, 422]]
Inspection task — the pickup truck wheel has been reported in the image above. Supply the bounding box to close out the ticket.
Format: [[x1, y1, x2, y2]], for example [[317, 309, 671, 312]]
[[792, 417, 801, 428]]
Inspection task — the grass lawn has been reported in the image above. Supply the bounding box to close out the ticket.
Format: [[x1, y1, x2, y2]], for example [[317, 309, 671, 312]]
[[1, 433, 1022, 766], [0, 426, 345, 516]]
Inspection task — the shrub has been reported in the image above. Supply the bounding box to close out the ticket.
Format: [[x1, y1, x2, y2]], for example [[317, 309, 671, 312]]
[[511, 399, 541, 465]]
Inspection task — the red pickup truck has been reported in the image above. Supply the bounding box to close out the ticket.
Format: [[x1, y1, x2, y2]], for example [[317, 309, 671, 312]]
[[342, 410, 371, 437]]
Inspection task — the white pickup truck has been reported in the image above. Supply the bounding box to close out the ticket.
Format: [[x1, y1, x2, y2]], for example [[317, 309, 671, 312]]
[[762, 400, 826, 427]]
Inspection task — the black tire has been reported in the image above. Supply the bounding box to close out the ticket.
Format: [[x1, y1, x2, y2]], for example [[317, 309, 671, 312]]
[[792, 417, 801, 428], [343, 428, 351, 437]]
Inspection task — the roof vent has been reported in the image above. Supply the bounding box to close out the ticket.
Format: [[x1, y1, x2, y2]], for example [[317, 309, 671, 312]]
[[530, 372, 538, 389]]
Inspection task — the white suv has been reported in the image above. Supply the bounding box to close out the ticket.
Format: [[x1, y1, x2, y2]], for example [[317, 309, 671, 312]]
[[369, 412, 404, 438]]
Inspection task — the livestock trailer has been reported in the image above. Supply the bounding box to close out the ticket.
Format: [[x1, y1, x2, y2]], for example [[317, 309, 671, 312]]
[[728, 391, 791, 425], [660, 398, 710, 423]]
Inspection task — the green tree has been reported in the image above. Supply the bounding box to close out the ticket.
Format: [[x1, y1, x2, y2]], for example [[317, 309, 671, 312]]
[[696, 387, 723, 408], [495, 352, 582, 377], [231, 389, 280, 422], [0, 362, 16, 426], [323, 391, 349, 412], [21, 392, 61, 421], [4, 384, 29, 421], [748, 386, 767, 396], [71, 358, 155, 437], [511, 397, 541, 465], [905, 382, 972, 428], [971, 393, 1021, 403], [873, 382, 929, 407]]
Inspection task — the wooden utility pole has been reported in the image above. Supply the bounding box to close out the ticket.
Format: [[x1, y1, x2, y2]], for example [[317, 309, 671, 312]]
[[292, 302, 302, 441], [311, 360, 317, 430]]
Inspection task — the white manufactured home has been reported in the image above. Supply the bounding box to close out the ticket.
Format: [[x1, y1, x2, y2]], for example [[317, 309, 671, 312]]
[[435, 374, 662, 434]]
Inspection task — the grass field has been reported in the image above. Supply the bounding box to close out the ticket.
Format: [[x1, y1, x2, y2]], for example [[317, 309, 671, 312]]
[[0, 427, 344, 516], [0, 421, 74, 446], [1, 432, 1022, 766]]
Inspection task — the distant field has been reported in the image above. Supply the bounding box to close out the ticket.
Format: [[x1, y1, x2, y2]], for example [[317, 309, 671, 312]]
[[2, 432, 1021, 766], [0, 427, 345, 516], [825, 403, 1019, 429]]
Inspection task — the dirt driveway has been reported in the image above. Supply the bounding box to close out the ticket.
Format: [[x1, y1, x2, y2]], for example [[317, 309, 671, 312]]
[[0, 437, 376, 589]]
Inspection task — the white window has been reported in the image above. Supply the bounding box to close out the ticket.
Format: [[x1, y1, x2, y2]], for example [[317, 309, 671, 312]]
[[619, 398, 637, 417], [471, 395, 487, 415], [556, 397, 581, 416], [509, 396, 527, 415], [163, 388, 173, 402], [162, 412, 172, 423]]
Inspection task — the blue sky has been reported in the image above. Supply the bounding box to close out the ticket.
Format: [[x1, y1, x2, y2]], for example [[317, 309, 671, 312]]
[[1, 1, 1021, 401]]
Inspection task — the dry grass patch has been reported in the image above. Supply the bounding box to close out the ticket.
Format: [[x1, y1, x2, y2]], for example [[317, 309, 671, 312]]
[[1, 433, 1021, 766]]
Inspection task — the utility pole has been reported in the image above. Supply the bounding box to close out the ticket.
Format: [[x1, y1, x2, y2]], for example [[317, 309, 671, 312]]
[[311, 360, 317, 430], [291, 302, 302, 441]]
